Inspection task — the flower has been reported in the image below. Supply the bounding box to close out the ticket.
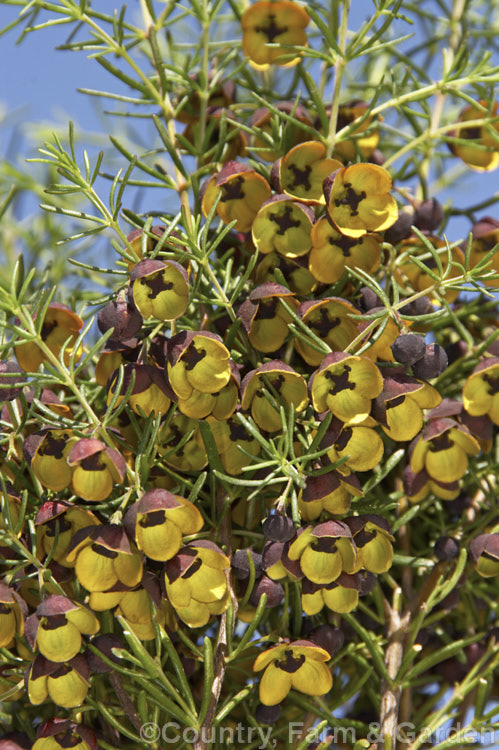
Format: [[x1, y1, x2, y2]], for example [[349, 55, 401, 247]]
[[67, 438, 127, 503], [205, 414, 261, 475], [157, 414, 208, 472], [333, 100, 380, 162], [241, 1, 310, 70], [295, 298, 359, 366], [287, 521, 357, 583], [125, 489, 204, 562], [24, 428, 77, 492], [35, 501, 100, 566], [253, 640, 332, 705], [167, 330, 231, 401], [379, 374, 442, 442], [201, 162, 271, 232], [410, 418, 480, 484], [324, 163, 398, 238], [463, 358, 499, 425], [469, 533, 499, 577], [274, 141, 342, 203], [301, 573, 359, 615], [0, 582, 26, 648], [249, 101, 313, 162], [241, 361, 309, 432], [26, 654, 89, 709], [163, 541, 230, 627], [15, 303, 83, 372], [466, 217, 499, 286], [33, 719, 97, 750], [311, 352, 383, 424], [107, 363, 175, 417], [403, 465, 460, 503], [309, 217, 382, 285], [298, 471, 363, 521], [251, 195, 314, 258], [66, 526, 143, 593], [325, 422, 384, 474], [345, 515, 395, 574], [238, 282, 298, 353], [449, 100, 499, 171], [28, 595, 100, 662], [394, 235, 464, 304], [130, 258, 189, 321]]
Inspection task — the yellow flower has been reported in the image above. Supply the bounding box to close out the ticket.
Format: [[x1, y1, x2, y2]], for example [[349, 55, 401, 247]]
[[309, 217, 382, 285], [287, 521, 358, 583], [201, 161, 271, 233], [205, 414, 261, 475], [67, 438, 126, 503], [449, 100, 499, 171], [241, 1, 310, 70], [324, 163, 398, 238], [463, 358, 499, 425], [346, 515, 395, 574], [0, 582, 26, 648], [131, 258, 189, 321], [296, 297, 359, 366], [252, 195, 314, 258], [32, 595, 100, 663], [25, 428, 77, 492], [35, 500, 100, 567], [334, 100, 380, 162], [298, 471, 363, 521], [27, 654, 89, 709], [469, 533, 499, 577], [253, 640, 332, 705], [325, 422, 384, 474], [410, 418, 480, 484], [467, 217, 499, 286], [167, 331, 231, 400], [380, 374, 442, 442], [157, 414, 208, 472], [15, 303, 83, 372], [276, 141, 342, 204], [301, 573, 359, 615], [241, 360, 309, 432]]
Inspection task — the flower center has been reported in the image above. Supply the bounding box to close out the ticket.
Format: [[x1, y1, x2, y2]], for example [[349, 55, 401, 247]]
[[334, 182, 367, 216], [256, 14, 288, 43]]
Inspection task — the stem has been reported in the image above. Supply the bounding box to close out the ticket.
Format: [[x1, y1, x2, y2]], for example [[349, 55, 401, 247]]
[[325, 0, 350, 158], [379, 595, 410, 750]]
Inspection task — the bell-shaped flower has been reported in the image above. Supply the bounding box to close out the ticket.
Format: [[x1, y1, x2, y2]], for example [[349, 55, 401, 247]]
[[256, 251, 317, 295], [311, 352, 383, 424], [33, 718, 97, 750], [463, 358, 499, 426], [26, 654, 89, 709], [241, 361, 308, 432], [27, 595, 99, 663], [241, 1, 309, 70], [448, 100, 499, 171], [333, 100, 380, 162], [0, 483, 24, 536], [107, 363, 175, 417], [253, 639, 332, 706], [167, 330, 231, 401], [15, 303, 83, 372], [296, 298, 359, 366], [345, 515, 395, 574], [252, 195, 314, 258], [324, 164, 398, 238], [325, 422, 384, 474], [130, 258, 189, 321], [116, 574, 177, 640], [67, 438, 126, 503], [287, 521, 357, 584], [309, 217, 382, 285], [35, 500, 100, 567], [24, 428, 77, 492], [378, 374, 442, 441], [410, 418, 480, 484], [163, 541, 230, 628], [467, 217, 499, 287], [201, 161, 271, 232], [205, 414, 261, 475], [301, 573, 359, 615], [125, 489, 203, 562], [123, 224, 169, 269], [238, 282, 298, 353], [250, 101, 313, 162], [66, 525, 143, 593], [273, 141, 341, 204], [298, 471, 363, 521], [0, 582, 27, 648], [403, 465, 460, 503], [469, 533, 499, 577]]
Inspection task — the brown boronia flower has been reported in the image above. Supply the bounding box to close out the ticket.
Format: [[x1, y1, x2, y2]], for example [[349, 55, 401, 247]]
[[94, 336, 140, 387], [262, 539, 303, 581], [403, 464, 460, 503], [298, 471, 363, 521], [26, 595, 99, 663], [309, 216, 382, 285], [163, 541, 231, 627], [24, 428, 78, 492], [33, 718, 97, 750], [130, 258, 190, 322], [287, 521, 358, 584], [345, 515, 395, 574], [448, 99, 499, 171], [123, 224, 168, 268], [469, 533, 499, 577], [295, 298, 359, 367], [157, 413, 208, 472], [251, 194, 315, 259], [241, 360, 309, 432], [26, 653, 89, 709], [323, 163, 399, 238], [205, 413, 261, 475], [0, 483, 24, 537], [357, 307, 402, 362], [107, 362, 175, 417], [35, 500, 100, 567], [466, 217, 499, 286], [409, 417, 481, 485], [321, 417, 384, 475], [124, 488, 204, 562], [301, 572, 360, 615], [67, 438, 127, 503], [201, 161, 271, 233], [97, 289, 143, 342], [255, 251, 317, 295], [238, 282, 298, 353], [241, 0, 310, 70], [0, 582, 27, 648], [249, 101, 314, 162], [15, 303, 84, 372], [66, 525, 143, 594], [272, 141, 342, 204], [375, 373, 442, 442], [463, 357, 499, 425], [174, 358, 240, 421]]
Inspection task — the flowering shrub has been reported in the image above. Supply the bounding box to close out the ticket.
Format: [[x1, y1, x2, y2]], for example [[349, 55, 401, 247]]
[[1, 1, 499, 749]]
